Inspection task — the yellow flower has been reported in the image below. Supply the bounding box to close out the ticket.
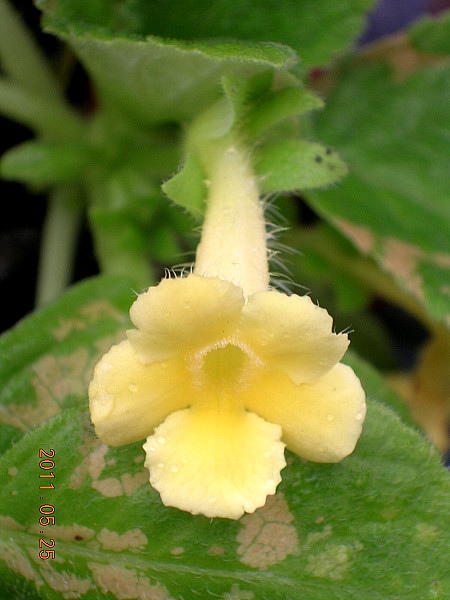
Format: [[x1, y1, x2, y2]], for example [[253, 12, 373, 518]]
[[89, 138, 366, 519], [89, 274, 365, 519]]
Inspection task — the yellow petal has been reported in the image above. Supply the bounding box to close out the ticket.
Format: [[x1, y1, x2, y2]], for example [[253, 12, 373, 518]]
[[244, 363, 366, 463], [143, 407, 286, 519], [239, 290, 349, 384], [128, 274, 244, 362], [89, 340, 189, 446]]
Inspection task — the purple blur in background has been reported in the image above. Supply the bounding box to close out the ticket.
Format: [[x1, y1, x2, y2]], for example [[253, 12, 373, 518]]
[[360, 0, 450, 44]]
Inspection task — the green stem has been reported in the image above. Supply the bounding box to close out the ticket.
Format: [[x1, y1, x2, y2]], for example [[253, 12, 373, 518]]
[[35, 187, 82, 308], [0, 0, 63, 100], [0, 78, 81, 140]]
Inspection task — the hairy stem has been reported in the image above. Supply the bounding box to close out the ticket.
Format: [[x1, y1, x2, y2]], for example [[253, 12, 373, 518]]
[[194, 139, 269, 297]]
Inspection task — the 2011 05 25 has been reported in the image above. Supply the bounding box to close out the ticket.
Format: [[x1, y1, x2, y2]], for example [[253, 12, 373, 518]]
[[39, 448, 55, 560]]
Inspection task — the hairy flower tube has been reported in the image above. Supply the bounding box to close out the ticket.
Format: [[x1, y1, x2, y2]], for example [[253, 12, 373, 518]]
[[89, 140, 366, 519]]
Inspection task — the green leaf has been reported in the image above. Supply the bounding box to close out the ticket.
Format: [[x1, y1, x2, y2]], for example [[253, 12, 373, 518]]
[[312, 62, 450, 326], [282, 224, 399, 369], [37, 0, 374, 69], [0, 274, 138, 452], [255, 139, 348, 193], [408, 10, 450, 55], [0, 78, 81, 140], [0, 272, 448, 598], [1, 398, 449, 598], [35, 0, 374, 127], [186, 96, 236, 143], [95, 167, 161, 226], [221, 70, 275, 125], [175, 76, 328, 216], [76, 36, 292, 126], [0, 140, 91, 185], [36, 0, 297, 127], [344, 350, 416, 427], [88, 205, 153, 286], [162, 152, 207, 218], [86, 169, 161, 286], [246, 86, 324, 140]]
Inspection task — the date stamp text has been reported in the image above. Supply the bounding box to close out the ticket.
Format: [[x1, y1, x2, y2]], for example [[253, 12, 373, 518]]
[[39, 448, 55, 560]]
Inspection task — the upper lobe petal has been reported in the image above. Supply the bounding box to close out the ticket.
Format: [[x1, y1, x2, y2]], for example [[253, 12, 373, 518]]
[[128, 275, 244, 362], [238, 290, 349, 384]]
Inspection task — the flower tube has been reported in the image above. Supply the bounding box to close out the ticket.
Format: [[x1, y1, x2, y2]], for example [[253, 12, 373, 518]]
[[89, 137, 366, 519]]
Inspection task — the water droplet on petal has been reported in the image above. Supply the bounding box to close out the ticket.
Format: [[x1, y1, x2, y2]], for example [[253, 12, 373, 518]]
[[171, 465, 179, 473], [157, 463, 164, 469], [157, 436, 166, 444], [355, 412, 363, 421]]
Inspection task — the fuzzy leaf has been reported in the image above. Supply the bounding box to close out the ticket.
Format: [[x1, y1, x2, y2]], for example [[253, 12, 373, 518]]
[[221, 71, 275, 124], [282, 224, 399, 369], [35, 0, 375, 127], [162, 153, 207, 218], [246, 86, 324, 140], [344, 350, 417, 427], [1, 400, 449, 598], [37, 0, 374, 69], [36, 0, 297, 127], [255, 139, 348, 193], [0, 275, 449, 599], [0, 274, 138, 452], [312, 62, 450, 326]]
